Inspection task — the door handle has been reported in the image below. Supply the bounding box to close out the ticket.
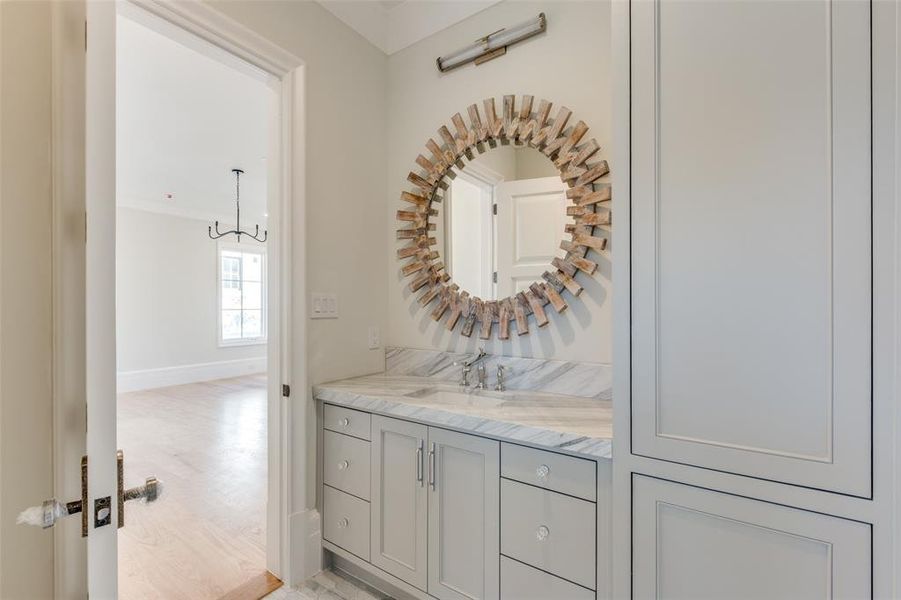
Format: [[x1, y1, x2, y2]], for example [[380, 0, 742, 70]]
[[416, 439, 424, 486], [428, 443, 436, 490], [117, 450, 162, 529], [16, 456, 89, 536]]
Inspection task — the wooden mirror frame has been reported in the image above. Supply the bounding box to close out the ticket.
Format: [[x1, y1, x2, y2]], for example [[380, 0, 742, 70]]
[[396, 94, 610, 340]]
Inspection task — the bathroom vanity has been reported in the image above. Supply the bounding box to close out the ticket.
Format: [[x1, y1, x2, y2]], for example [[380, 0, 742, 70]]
[[315, 351, 612, 600]]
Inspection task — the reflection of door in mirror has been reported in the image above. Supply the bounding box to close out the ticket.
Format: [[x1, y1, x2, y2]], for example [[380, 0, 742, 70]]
[[495, 176, 567, 298], [445, 147, 567, 300], [445, 170, 496, 299]]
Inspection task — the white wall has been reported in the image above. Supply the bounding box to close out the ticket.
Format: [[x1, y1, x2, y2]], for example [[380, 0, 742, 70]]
[[115, 207, 267, 390], [385, 1, 612, 363]]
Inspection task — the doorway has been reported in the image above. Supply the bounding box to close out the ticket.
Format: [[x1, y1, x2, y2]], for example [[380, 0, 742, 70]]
[[115, 8, 278, 599]]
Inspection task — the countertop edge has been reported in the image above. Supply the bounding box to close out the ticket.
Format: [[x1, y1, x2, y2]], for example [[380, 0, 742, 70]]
[[314, 383, 613, 461]]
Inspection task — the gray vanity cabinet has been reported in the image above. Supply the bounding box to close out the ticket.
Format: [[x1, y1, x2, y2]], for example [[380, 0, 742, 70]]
[[370, 415, 429, 591], [368, 415, 500, 600], [427, 427, 500, 600], [323, 405, 599, 600]]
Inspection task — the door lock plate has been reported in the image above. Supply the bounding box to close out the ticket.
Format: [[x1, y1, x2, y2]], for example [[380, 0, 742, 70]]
[[94, 496, 111, 528]]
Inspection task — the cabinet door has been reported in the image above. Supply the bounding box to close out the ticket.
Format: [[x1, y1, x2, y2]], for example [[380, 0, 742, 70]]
[[370, 415, 428, 590], [428, 428, 500, 600], [630, 0, 872, 495], [632, 476, 871, 599]]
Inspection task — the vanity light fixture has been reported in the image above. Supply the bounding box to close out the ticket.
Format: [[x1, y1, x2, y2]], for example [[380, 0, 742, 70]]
[[436, 13, 546, 73]]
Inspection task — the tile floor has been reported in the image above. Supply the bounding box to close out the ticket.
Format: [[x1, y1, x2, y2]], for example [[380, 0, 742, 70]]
[[266, 569, 392, 600]]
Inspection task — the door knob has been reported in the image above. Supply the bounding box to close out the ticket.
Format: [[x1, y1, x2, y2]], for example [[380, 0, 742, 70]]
[[18, 456, 89, 536], [117, 450, 162, 528], [18, 451, 162, 535]]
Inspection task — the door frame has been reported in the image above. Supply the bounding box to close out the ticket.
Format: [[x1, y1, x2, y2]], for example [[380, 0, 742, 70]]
[[51, 1, 306, 595]]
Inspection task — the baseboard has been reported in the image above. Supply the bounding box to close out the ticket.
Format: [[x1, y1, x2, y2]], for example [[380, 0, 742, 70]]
[[117, 357, 267, 392], [289, 508, 322, 587]]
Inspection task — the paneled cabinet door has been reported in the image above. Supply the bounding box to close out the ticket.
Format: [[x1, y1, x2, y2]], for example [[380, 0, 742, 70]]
[[630, 0, 872, 495], [428, 428, 500, 600], [370, 416, 429, 591], [632, 476, 871, 600]]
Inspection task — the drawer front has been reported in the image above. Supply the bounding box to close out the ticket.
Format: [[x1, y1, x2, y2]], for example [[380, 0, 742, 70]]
[[323, 485, 370, 560], [500, 479, 596, 590], [501, 557, 594, 600], [501, 443, 596, 502], [323, 430, 371, 500], [324, 404, 371, 440]]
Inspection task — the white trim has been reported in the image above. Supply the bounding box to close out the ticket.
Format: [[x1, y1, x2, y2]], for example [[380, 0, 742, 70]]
[[117, 357, 267, 393], [130, 0, 301, 77], [117, 196, 264, 226]]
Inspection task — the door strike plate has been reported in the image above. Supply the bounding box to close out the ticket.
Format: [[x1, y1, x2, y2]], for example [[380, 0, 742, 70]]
[[94, 496, 112, 528]]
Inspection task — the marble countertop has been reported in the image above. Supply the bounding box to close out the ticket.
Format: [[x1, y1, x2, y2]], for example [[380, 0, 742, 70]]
[[313, 374, 612, 460]]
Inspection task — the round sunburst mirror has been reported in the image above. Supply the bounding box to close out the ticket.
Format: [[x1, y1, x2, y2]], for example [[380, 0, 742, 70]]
[[396, 94, 610, 340]]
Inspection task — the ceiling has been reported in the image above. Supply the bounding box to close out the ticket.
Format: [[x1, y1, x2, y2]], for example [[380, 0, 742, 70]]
[[116, 14, 273, 224], [316, 0, 503, 55]]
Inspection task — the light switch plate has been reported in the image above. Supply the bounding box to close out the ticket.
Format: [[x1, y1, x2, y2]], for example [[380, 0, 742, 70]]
[[310, 293, 339, 319], [368, 326, 380, 349]]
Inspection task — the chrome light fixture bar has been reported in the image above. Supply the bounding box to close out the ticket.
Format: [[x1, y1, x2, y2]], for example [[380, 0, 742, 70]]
[[436, 13, 546, 73]]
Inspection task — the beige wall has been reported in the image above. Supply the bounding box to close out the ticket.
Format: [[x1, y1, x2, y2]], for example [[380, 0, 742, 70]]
[[386, 1, 612, 363], [0, 1, 55, 598]]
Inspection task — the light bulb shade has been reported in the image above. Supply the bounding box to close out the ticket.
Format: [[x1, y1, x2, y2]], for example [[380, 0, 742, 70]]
[[436, 13, 546, 72]]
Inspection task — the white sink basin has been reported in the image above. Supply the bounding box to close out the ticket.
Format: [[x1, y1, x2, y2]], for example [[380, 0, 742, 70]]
[[415, 388, 507, 408]]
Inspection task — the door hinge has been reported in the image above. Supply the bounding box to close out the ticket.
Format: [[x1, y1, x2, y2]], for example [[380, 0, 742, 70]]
[[84, 20, 87, 52], [282, 384, 290, 397], [492, 203, 497, 215], [493, 271, 498, 283]]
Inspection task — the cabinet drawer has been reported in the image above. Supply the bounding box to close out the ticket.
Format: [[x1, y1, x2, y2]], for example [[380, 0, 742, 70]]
[[323, 485, 370, 561], [501, 443, 596, 502], [501, 557, 594, 600], [323, 430, 371, 500], [500, 479, 596, 590], [324, 404, 371, 440]]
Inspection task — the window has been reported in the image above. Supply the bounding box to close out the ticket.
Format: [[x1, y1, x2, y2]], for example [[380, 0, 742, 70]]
[[219, 244, 266, 345]]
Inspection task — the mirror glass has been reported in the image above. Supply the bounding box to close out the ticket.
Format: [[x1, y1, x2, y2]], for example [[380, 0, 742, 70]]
[[438, 145, 567, 300]]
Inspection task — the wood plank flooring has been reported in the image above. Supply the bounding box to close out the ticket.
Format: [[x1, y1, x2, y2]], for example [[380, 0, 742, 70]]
[[117, 374, 268, 600], [221, 570, 282, 600]]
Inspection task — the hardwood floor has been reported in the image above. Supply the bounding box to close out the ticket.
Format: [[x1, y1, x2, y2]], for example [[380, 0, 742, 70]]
[[118, 374, 268, 600]]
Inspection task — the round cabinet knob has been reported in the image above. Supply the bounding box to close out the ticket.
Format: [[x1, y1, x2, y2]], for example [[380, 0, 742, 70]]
[[338, 517, 349, 528], [536, 464, 550, 480], [339, 417, 350, 428], [536, 525, 550, 541], [337, 460, 349, 471]]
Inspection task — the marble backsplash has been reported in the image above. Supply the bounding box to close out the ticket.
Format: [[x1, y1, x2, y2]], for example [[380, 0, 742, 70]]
[[384, 346, 612, 401]]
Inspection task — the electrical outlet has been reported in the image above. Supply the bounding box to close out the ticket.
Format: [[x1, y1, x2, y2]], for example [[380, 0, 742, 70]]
[[310, 293, 339, 319], [368, 326, 380, 350]]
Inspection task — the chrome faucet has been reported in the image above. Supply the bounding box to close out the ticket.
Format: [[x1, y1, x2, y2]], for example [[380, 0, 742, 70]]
[[453, 348, 487, 387], [476, 364, 488, 389], [495, 365, 506, 391]]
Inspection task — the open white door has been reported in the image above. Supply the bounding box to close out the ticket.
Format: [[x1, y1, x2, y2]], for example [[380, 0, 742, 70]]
[[495, 176, 568, 298], [85, 1, 121, 596]]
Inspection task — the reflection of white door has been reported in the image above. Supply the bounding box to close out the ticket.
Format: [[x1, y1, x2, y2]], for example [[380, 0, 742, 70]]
[[495, 176, 568, 298]]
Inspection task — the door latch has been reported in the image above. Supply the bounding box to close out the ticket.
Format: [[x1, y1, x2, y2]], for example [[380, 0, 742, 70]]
[[17, 451, 161, 535]]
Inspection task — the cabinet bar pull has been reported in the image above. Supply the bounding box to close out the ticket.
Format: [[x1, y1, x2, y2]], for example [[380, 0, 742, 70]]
[[428, 443, 436, 490], [416, 439, 424, 486]]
